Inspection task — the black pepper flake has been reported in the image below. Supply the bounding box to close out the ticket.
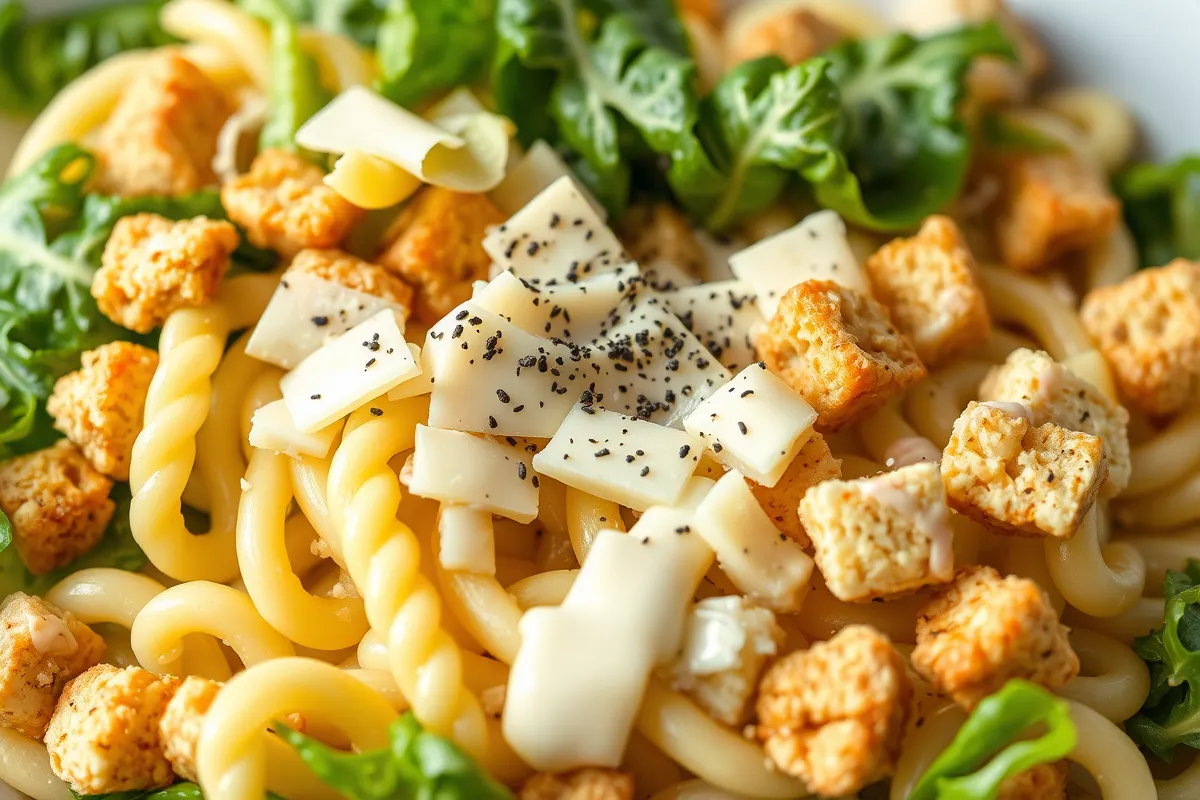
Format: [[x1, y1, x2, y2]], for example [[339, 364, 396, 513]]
[[310, 394, 322, 400], [513, 404, 525, 413], [517, 462, 528, 480], [639, 466, 650, 477], [488, 416, 498, 429], [497, 389, 511, 404], [738, 421, 748, 435], [678, 445, 690, 458], [369, 407, 383, 417], [675, 525, 690, 534], [311, 315, 329, 327], [595, 448, 611, 457], [713, 442, 724, 453], [364, 358, 376, 369], [532, 475, 540, 488], [740, 390, 755, 398], [451, 324, 464, 339], [456, 310, 469, 320], [625, 455, 635, 463]]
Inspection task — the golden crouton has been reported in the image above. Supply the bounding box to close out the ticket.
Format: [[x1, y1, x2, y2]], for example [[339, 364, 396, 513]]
[[668, 596, 785, 727], [375, 186, 505, 325], [677, 0, 721, 26], [222, 149, 364, 258], [726, 8, 843, 67], [93, 214, 239, 334], [95, 52, 230, 197], [759, 280, 926, 432], [865, 216, 991, 367], [1080, 259, 1200, 416], [519, 768, 634, 800], [288, 249, 415, 312], [950, 0, 1048, 106], [798, 462, 954, 602], [0, 441, 114, 576], [754, 625, 912, 797], [617, 203, 706, 279], [748, 434, 841, 548], [998, 761, 1069, 800], [942, 402, 1107, 538], [45, 665, 181, 794], [0, 593, 105, 739], [46, 342, 158, 481], [159, 676, 219, 782], [911, 566, 1079, 709], [980, 348, 1130, 496], [994, 154, 1120, 272]]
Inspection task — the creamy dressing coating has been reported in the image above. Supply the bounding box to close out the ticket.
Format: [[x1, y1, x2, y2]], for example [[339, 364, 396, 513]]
[[860, 470, 954, 577], [884, 436, 944, 468], [980, 400, 1035, 424], [26, 612, 77, 657]]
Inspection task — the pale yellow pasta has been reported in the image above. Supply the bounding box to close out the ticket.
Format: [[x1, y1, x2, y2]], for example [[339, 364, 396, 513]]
[[1045, 509, 1146, 618], [1157, 756, 1200, 800], [0, 726, 72, 800], [1120, 528, 1200, 592], [1058, 628, 1150, 722], [1001, 538, 1066, 614], [1116, 472, 1200, 530], [290, 451, 343, 563], [904, 360, 992, 447], [1039, 88, 1138, 174], [326, 151, 423, 209], [161, 0, 271, 88], [565, 486, 626, 563], [797, 581, 923, 644], [1083, 223, 1139, 291], [240, 369, 285, 462], [1066, 699, 1157, 797], [891, 704, 966, 800], [977, 266, 1094, 360], [130, 580, 295, 676], [297, 28, 376, 91], [649, 780, 745, 800], [858, 401, 928, 465], [1125, 406, 1200, 498], [1065, 597, 1165, 646], [508, 569, 581, 610], [438, 567, 525, 664]]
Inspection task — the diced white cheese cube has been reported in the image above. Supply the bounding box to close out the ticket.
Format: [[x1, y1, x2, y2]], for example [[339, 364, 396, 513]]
[[246, 271, 408, 369], [691, 471, 815, 613], [683, 362, 818, 488], [472, 267, 640, 343], [425, 302, 589, 438], [532, 405, 703, 511], [489, 140, 607, 219], [437, 505, 496, 575], [482, 176, 627, 286], [677, 596, 780, 676], [408, 425, 538, 523], [504, 507, 713, 771], [593, 298, 732, 427], [248, 399, 341, 459], [280, 310, 419, 433], [387, 344, 432, 401], [729, 209, 867, 320], [659, 280, 762, 372]]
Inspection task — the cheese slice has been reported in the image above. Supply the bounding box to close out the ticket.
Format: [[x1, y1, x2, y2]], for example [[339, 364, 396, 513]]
[[482, 176, 628, 285], [437, 505, 496, 575], [280, 310, 419, 433], [386, 343, 433, 401], [504, 507, 713, 771], [683, 363, 818, 488], [659, 280, 762, 373], [248, 400, 341, 459], [691, 471, 815, 613], [729, 209, 868, 320], [472, 267, 640, 343], [532, 405, 703, 511], [425, 301, 591, 438], [245, 271, 407, 369], [408, 425, 538, 523], [489, 140, 606, 219]]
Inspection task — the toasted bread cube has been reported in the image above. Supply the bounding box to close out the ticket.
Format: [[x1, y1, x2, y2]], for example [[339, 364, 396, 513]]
[[617, 203, 706, 279], [798, 463, 954, 602], [376, 186, 505, 324], [994, 154, 1120, 272], [942, 402, 1107, 538], [755, 625, 912, 796], [1080, 259, 1200, 416], [93, 214, 239, 333], [0, 593, 105, 739], [748, 434, 841, 548], [46, 342, 158, 481], [678, 0, 720, 26], [980, 348, 1130, 496], [519, 768, 635, 800], [45, 665, 181, 794], [668, 596, 785, 727], [94, 53, 230, 197], [759, 280, 926, 432], [911, 566, 1079, 709], [222, 149, 364, 258], [0, 441, 114, 576], [865, 216, 991, 367], [998, 761, 1069, 800], [726, 7, 843, 67], [288, 248, 414, 311], [159, 676, 219, 782]]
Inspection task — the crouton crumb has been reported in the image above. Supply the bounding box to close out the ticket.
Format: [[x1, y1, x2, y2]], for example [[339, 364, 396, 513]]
[[288, 248, 414, 312]]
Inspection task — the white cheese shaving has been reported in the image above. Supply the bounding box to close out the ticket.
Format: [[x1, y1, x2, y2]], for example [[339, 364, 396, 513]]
[[248, 399, 341, 459], [659, 280, 762, 373], [489, 140, 606, 218], [472, 267, 640, 343], [386, 344, 432, 401], [437, 505, 497, 575], [408, 425, 538, 523]]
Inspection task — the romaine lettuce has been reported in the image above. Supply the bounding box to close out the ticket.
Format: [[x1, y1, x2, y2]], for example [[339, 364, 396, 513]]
[[1115, 155, 1200, 269]]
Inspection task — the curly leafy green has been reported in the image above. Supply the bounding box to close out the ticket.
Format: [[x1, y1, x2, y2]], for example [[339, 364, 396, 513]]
[[910, 680, 1076, 800], [668, 56, 843, 231], [1127, 559, 1200, 760], [1114, 155, 1200, 269], [238, 0, 331, 154], [277, 713, 512, 799], [376, 0, 496, 109], [810, 23, 1015, 231], [0, 1, 174, 117]]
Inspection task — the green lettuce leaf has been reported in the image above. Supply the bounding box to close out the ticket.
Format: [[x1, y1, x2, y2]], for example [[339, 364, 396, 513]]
[[376, 0, 497, 108], [271, 0, 389, 46], [668, 55, 843, 231], [0, 509, 10, 552], [1127, 559, 1200, 760], [812, 23, 1015, 231], [0, 1, 175, 117], [911, 680, 1076, 800], [238, 0, 331, 154], [277, 712, 512, 799], [1114, 155, 1200, 269]]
